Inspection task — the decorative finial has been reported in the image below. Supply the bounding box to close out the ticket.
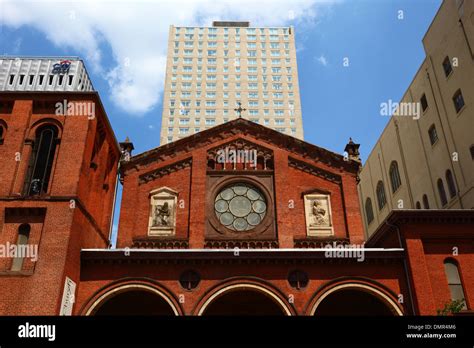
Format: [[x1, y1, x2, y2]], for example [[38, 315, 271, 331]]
[[119, 136, 135, 162], [234, 101, 246, 118], [344, 137, 361, 163]]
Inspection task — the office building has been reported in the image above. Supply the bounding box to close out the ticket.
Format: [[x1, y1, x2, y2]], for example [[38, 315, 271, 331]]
[[160, 21, 303, 144]]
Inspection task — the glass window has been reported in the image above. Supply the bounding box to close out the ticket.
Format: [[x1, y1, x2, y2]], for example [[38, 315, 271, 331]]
[[443, 260, 467, 308], [214, 183, 267, 231], [428, 125, 438, 145], [389, 161, 402, 193], [452, 89, 465, 113], [422, 194, 430, 209], [376, 181, 386, 210], [420, 94, 428, 112], [437, 178, 448, 206], [442, 56, 453, 77], [365, 198, 374, 224], [25, 125, 58, 196], [446, 170, 456, 198]]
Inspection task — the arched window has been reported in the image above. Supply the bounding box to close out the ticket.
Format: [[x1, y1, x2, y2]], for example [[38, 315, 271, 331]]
[[445, 170, 456, 199], [437, 178, 448, 206], [11, 224, 31, 271], [415, 201, 421, 209], [376, 181, 387, 210], [422, 194, 430, 209], [24, 125, 58, 196], [444, 260, 467, 309], [365, 198, 374, 224], [389, 161, 402, 193]]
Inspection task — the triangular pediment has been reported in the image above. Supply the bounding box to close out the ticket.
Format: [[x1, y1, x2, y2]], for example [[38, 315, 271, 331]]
[[123, 118, 359, 174], [149, 186, 178, 197]]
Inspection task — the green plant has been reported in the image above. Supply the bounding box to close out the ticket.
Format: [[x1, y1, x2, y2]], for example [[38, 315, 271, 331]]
[[436, 299, 466, 316]]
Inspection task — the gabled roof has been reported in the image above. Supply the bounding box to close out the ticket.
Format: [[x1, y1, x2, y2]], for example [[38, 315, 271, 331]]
[[123, 118, 359, 173]]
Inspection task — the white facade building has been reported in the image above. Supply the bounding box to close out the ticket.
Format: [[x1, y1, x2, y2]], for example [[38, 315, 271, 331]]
[[0, 57, 94, 92]]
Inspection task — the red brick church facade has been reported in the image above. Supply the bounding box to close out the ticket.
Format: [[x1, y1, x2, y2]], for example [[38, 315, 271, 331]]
[[0, 92, 472, 316]]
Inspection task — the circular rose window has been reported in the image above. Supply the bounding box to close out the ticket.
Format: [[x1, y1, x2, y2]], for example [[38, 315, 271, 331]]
[[214, 183, 267, 231]]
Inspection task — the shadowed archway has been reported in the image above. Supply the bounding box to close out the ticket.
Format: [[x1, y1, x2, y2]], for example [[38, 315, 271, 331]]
[[201, 289, 287, 316], [314, 288, 397, 316], [91, 288, 177, 316]]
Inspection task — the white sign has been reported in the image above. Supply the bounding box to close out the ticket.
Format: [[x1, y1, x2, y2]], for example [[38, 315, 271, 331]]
[[59, 277, 76, 316]]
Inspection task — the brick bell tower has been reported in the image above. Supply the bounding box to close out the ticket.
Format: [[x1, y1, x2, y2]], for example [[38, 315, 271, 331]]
[[0, 91, 120, 315]]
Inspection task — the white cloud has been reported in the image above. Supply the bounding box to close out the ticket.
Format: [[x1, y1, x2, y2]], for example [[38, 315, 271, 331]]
[[1, 0, 336, 115], [316, 54, 328, 66]]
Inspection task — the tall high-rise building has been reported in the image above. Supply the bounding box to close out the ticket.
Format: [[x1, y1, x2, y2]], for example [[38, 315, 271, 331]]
[[0, 57, 94, 92], [160, 21, 303, 144], [357, 0, 474, 237]]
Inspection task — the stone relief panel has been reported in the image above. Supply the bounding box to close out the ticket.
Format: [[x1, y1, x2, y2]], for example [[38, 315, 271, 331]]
[[304, 194, 334, 237], [148, 187, 178, 236]]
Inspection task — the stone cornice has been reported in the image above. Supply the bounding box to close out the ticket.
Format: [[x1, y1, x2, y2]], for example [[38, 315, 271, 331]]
[[81, 248, 405, 267], [132, 237, 189, 249], [366, 210, 474, 247], [288, 156, 342, 184], [0, 195, 110, 245], [293, 237, 350, 249], [138, 157, 192, 184], [0, 91, 120, 154], [204, 240, 278, 249]]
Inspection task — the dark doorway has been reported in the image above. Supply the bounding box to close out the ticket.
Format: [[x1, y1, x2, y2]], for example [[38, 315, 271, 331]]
[[315, 289, 396, 316], [93, 290, 176, 316], [202, 289, 286, 316]]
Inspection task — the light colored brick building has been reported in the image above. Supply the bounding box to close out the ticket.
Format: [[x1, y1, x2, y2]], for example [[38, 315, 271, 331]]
[[358, 0, 474, 237], [160, 21, 303, 144]]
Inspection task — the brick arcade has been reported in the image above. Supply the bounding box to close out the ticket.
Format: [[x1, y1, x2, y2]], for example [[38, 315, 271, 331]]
[[0, 91, 472, 316]]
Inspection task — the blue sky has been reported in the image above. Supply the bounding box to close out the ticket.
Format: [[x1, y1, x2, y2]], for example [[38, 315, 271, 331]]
[[1, 0, 442, 159], [0, 0, 442, 244], [298, 0, 442, 157]]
